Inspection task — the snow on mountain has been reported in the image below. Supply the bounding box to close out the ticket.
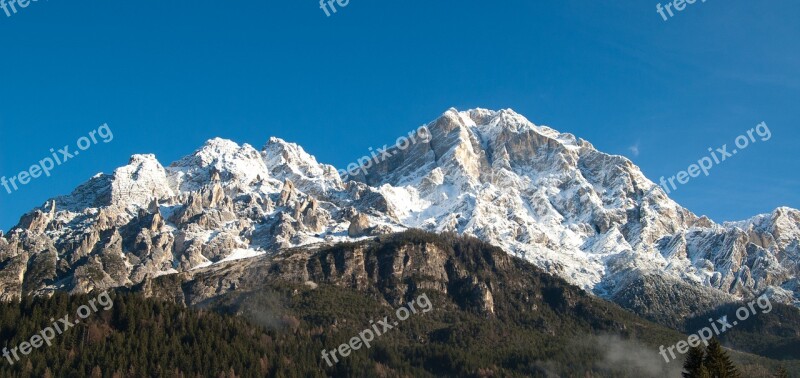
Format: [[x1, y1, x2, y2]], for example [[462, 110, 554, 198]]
[[167, 138, 272, 193], [355, 108, 704, 296], [1, 108, 798, 320], [55, 153, 174, 212]]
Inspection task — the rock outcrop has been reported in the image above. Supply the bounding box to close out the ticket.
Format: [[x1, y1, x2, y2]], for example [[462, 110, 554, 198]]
[[1, 108, 798, 326]]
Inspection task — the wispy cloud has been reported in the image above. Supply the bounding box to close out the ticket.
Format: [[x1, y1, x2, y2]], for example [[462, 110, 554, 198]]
[[592, 335, 684, 378], [628, 142, 640, 157]]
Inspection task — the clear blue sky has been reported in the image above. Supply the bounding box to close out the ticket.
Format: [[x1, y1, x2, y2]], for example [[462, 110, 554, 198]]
[[1, 0, 798, 231]]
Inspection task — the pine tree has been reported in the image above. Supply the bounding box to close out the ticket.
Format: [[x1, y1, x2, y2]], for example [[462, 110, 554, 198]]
[[683, 345, 706, 378], [704, 338, 739, 378]]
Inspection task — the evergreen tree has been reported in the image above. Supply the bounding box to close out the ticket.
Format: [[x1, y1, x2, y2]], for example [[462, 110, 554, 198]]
[[0, 233, 793, 377], [704, 338, 740, 378], [775, 366, 790, 378], [683, 345, 706, 378]]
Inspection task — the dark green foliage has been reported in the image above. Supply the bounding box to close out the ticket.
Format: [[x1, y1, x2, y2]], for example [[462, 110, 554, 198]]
[[704, 338, 740, 377], [685, 300, 800, 360], [683, 346, 706, 378], [0, 292, 271, 377], [0, 231, 797, 377], [683, 338, 743, 378]]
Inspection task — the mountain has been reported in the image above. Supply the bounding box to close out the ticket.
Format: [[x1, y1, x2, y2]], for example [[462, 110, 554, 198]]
[[1, 108, 798, 327], [7, 232, 795, 377]]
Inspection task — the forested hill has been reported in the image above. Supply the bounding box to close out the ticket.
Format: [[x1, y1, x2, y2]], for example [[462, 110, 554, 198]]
[[0, 232, 797, 377]]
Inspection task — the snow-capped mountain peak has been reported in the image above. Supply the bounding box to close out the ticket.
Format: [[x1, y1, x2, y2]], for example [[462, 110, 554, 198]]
[[2, 108, 797, 318]]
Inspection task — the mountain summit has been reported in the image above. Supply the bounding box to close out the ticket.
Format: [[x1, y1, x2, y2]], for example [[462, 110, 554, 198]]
[[1, 108, 797, 323]]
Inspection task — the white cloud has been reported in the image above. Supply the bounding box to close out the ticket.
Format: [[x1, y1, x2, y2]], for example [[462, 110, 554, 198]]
[[628, 142, 640, 157]]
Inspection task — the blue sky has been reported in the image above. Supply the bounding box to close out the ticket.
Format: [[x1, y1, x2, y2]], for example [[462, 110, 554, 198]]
[[1, 0, 798, 231]]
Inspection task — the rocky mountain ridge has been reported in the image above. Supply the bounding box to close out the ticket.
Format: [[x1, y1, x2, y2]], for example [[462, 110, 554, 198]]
[[1, 108, 797, 324]]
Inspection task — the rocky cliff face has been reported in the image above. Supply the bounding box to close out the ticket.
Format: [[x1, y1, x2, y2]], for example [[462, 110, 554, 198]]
[[137, 231, 590, 321], [0, 137, 393, 302], [351, 109, 799, 312], [1, 108, 797, 323]]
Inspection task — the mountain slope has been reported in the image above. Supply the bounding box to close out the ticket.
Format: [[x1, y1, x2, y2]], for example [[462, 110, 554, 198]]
[[133, 230, 797, 377], [2, 232, 795, 377], [1, 108, 798, 326]]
